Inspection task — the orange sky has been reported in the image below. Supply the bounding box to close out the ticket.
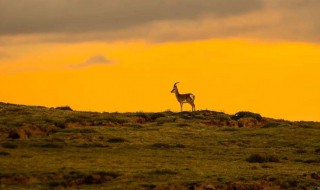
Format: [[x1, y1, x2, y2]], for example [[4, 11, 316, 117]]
[[1, 1, 320, 121], [0, 39, 319, 121]]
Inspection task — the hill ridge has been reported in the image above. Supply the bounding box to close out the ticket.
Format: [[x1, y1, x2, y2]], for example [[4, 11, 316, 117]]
[[0, 101, 319, 140]]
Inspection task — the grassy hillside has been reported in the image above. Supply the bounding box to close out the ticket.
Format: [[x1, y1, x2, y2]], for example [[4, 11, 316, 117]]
[[0, 102, 320, 189]]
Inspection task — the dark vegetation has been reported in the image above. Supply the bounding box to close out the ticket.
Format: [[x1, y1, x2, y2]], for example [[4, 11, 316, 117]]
[[0, 151, 10, 156], [55, 106, 73, 111], [107, 137, 127, 143], [246, 153, 280, 163], [0, 102, 320, 189], [232, 111, 263, 121]]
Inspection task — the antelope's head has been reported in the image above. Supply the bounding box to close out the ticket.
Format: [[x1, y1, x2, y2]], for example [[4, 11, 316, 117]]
[[171, 82, 179, 93]]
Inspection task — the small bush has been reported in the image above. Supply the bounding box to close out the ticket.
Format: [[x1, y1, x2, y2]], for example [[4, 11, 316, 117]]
[[150, 169, 177, 175], [151, 143, 185, 149], [295, 121, 320, 128], [124, 123, 143, 128], [315, 148, 320, 154], [135, 112, 151, 122], [220, 127, 238, 132], [214, 113, 231, 122], [280, 179, 299, 189], [156, 117, 176, 125], [150, 113, 166, 121], [39, 143, 64, 148], [54, 121, 66, 129], [261, 164, 273, 168], [263, 122, 281, 128], [55, 106, 73, 111], [296, 148, 307, 154], [63, 128, 97, 133], [2, 143, 18, 149], [300, 159, 320, 164], [232, 111, 262, 121], [176, 123, 190, 127], [107, 138, 127, 143], [246, 153, 280, 163], [0, 151, 10, 156], [96, 171, 121, 178], [76, 143, 110, 148], [176, 111, 199, 120], [151, 143, 171, 149], [175, 144, 186, 148], [50, 171, 121, 187], [105, 117, 128, 125], [135, 112, 165, 122]]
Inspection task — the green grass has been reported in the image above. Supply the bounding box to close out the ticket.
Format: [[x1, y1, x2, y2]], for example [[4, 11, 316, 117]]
[[0, 102, 320, 189]]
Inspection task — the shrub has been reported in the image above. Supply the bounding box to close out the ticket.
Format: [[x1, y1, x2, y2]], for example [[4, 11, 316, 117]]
[[151, 143, 171, 149], [55, 106, 73, 111], [107, 138, 127, 143], [280, 179, 299, 189], [176, 111, 197, 120], [0, 151, 10, 156], [246, 153, 280, 163], [105, 117, 128, 125], [123, 123, 143, 128], [176, 123, 190, 127], [214, 113, 231, 122], [76, 143, 109, 148], [232, 111, 262, 121], [95, 171, 121, 178], [135, 112, 165, 122], [263, 122, 281, 128], [8, 129, 27, 139], [156, 117, 176, 125], [2, 143, 18, 149], [151, 143, 185, 149], [150, 113, 166, 121], [296, 148, 307, 154], [50, 171, 121, 187], [301, 159, 320, 163], [63, 128, 97, 133], [150, 169, 178, 175], [135, 112, 151, 122], [220, 127, 238, 132], [175, 144, 186, 148], [39, 143, 64, 148], [54, 121, 66, 129]]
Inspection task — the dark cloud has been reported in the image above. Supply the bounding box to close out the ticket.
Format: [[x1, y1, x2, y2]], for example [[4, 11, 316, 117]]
[[0, 0, 262, 35], [0, 0, 320, 43]]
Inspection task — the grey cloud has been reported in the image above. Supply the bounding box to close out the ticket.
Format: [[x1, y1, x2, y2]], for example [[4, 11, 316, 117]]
[[0, 0, 262, 35], [72, 55, 112, 68], [85, 55, 110, 65], [1, 0, 320, 43]]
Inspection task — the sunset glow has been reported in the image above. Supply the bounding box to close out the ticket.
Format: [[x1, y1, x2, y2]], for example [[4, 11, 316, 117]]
[[1, 1, 320, 121]]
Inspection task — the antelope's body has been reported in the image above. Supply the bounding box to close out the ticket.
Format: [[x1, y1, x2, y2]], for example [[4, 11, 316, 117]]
[[171, 82, 196, 112]]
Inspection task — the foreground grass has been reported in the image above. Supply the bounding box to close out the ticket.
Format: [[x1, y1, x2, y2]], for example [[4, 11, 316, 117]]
[[0, 103, 320, 189]]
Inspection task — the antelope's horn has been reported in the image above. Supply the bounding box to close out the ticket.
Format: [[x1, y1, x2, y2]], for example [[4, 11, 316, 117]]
[[174, 82, 179, 86]]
